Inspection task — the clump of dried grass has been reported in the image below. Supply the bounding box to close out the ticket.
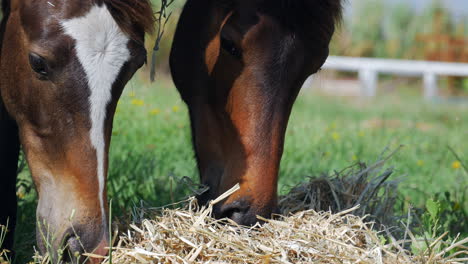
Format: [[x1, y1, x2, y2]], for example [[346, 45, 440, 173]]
[[95, 147, 467, 264], [279, 147, 401, 227]]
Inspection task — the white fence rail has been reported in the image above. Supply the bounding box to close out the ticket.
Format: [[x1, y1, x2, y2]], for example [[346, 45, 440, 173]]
[[322, 56, 468, 99]]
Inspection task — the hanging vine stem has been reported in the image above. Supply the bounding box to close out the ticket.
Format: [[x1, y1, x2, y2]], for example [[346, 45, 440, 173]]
[[150, 0, 175, 82]]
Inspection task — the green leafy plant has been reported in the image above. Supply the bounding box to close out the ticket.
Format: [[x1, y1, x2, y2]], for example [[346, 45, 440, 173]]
[[412, 190, 467, 257]]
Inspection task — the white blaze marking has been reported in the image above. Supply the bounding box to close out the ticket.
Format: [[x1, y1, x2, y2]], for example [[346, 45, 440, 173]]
[[61, 5, 130, 228]]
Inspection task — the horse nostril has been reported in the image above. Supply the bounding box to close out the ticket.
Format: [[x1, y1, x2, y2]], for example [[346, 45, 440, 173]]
[[221, 207, 242, 220], [219, 202, 250, 224], [63, 235, 83, 262]]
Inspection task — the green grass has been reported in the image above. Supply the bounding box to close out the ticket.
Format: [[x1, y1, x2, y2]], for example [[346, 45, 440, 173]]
[[10, 76, 468, 263]]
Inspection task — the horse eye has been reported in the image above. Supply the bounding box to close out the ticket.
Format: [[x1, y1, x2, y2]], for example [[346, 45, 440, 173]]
[[29, 53, 49, 78], [220, 36, 242, 59]]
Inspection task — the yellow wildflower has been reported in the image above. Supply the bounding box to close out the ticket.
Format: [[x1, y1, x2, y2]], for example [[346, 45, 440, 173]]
[[452, 161, 461, 170], [131, 99, 145, 106], [352, 155, 358, 161], [358, 131, 366, 137], [172, 106, 180, 112], [150, 108, 161, 116], [331, 132, 340, 141], [417, 160, 424, 167]]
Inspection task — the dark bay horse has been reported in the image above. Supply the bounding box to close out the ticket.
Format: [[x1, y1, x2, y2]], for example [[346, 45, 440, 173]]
[[0, 0, 154, 261], [170, 0, 342, 225]]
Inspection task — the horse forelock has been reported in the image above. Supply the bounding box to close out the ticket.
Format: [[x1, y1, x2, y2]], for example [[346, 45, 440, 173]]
[[275, 0, 343, 25], [215, 0, 343, 43], [100, 0, 155, 41], [270, 0, 343, 45], [304, 0, 343, 22], [218, 0, 343, 22]]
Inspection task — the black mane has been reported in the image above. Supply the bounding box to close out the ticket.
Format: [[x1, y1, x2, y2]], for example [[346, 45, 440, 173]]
[[0, 0, 11, 56], [1, 0, 9, 16], [0, 0, 11, 113]]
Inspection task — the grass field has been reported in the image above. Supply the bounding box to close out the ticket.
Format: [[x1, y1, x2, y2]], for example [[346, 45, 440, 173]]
[[10, 75, 468, 263]]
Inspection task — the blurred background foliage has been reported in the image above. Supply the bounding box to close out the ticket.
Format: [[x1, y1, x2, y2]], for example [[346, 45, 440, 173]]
[[330, 0, 467, 61]]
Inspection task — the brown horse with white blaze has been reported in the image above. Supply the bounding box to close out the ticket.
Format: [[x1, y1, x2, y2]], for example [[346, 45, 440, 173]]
[[0, 0, 154, 262], [170, 0, 342, 225]]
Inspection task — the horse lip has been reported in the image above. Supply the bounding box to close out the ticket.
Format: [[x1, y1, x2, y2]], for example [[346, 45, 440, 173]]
[[89, 238, 109, 263]]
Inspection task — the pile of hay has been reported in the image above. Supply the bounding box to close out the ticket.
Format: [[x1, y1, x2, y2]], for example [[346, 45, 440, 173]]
[[99, 194, 466, 264], [104, 199, 398, 263], [95, 149, 466, 264]]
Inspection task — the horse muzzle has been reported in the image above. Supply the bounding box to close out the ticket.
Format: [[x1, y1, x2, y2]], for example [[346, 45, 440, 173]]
[[36, 222, 108, 264], [66, 233, 108, 264]]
